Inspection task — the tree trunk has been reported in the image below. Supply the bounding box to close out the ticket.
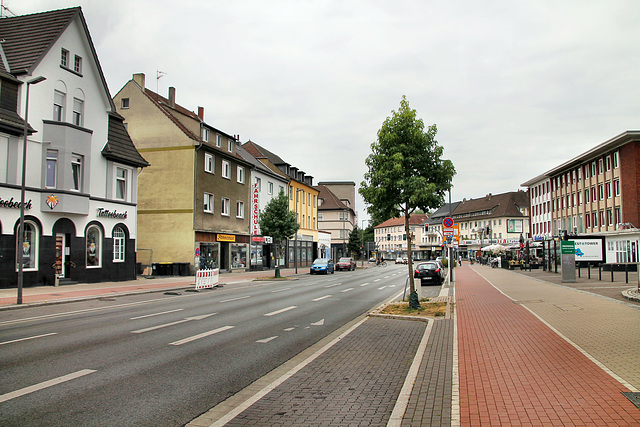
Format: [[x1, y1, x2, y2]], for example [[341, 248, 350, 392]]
[[405, 214, 419, 308], [274, 243, 281, 278]]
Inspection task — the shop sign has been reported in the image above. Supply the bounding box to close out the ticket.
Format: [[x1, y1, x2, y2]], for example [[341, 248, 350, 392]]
[[217, 234, 236, 242], [97, 208, 128, 219], [252, 236, 265, 243], [252, 183, 260, 235], [0, 195, 33, 210]]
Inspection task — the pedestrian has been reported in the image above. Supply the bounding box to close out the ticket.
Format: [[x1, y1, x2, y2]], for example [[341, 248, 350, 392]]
[[458, 255, 462, 265]]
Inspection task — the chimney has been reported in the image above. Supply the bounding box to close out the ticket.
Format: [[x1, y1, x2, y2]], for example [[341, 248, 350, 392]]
[[198, 106, 204, 120], [133, 73, 145, 92], [168, 87, 176, 108]]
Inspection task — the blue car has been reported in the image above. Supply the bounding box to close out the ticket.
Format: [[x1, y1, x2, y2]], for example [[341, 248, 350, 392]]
[[310, 258, 334, 275]]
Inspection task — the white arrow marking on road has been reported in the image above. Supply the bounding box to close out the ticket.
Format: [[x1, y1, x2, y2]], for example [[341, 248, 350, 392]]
[[169, 325, 234, 346], [310, 319, 325, 326], [0, 369, 96, 403], [132, 313, 217, 334], [264, 306, 297, 316], [341, 288, 354, 293], [256, 336, 278, 343], [312, 295, 332, 301], [130, 309, 183, 320], [360, 283, 370, 287], [0, 332, 57, 346]]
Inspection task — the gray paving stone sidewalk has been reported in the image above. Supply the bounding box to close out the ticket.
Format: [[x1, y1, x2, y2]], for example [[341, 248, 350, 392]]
[[223, 317, 427, 427]]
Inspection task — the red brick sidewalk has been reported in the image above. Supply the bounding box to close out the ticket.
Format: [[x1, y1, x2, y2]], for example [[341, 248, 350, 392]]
[[456, 267, 640, 426]]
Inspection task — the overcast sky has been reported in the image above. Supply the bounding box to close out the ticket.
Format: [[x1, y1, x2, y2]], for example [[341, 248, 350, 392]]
[[14, 0, 640, 224]]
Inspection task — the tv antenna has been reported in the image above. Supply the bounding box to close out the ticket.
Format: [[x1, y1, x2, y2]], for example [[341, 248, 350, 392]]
[[156, 70, 166, 93]]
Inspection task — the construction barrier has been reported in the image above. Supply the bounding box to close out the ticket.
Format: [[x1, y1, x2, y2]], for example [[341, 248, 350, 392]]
[[195, 268, 219, 289]]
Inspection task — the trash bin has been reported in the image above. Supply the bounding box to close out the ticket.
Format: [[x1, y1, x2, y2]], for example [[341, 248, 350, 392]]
[[153, 262, 172, 276], [177, 263, 190, 276]]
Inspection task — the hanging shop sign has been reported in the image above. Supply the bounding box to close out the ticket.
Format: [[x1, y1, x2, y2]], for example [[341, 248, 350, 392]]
[[252, 183, 260, 235]]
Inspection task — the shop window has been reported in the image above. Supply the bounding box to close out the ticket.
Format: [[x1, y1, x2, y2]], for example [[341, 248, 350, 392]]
[[86, 225, 102, 267], [231, 244, 247, 268], [113, 227, 125, 262], [16, 221, 38, 271]]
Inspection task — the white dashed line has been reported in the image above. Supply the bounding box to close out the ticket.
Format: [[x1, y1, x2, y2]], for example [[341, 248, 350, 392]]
[[0, 333, 57, 346], [130, 309, 183, 320], [220, 296, 251, 303], [312, 295, 332, 302], [0, 369, 96, 403], [264, 306, 297, 317], [341, 288, 354, 293], [256, 336, 278, 343], [169, 326, 234, 346]]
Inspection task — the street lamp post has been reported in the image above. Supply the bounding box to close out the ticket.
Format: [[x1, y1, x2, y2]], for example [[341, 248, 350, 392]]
[[17, 76, 46, 304], [294, 189, 303, 274]]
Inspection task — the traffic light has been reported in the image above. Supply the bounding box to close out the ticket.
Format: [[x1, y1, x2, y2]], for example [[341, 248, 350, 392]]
[[424, 223, 429, 233]]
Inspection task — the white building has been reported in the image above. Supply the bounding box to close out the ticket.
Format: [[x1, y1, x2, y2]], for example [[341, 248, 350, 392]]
[[0, 8, 147, 288]]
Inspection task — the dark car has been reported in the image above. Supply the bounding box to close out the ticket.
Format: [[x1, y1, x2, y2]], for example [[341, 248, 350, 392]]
[[335, 257, 356, 271], [310, 258, 334, 275], [414, 261, 443, 286]]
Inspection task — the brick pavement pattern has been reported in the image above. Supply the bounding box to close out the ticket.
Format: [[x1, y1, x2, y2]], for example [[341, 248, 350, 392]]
[[225, 317, 426, 427], [456, 266, 640, 426], [401, 318, 454, 427]]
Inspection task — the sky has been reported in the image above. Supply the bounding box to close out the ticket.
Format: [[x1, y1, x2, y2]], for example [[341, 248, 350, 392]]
[[11, 0, 640, 224]]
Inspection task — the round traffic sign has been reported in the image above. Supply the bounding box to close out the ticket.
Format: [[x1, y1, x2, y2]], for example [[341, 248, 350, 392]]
[[443, 217, 454, 228]]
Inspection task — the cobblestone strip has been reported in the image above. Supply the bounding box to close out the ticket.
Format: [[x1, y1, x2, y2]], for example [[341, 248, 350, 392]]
[[400, 319, 454, 427], [224, 317, 427, 427]]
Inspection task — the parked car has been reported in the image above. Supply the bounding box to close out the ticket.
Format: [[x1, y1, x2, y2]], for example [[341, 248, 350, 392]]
[[395, 258, 403, 264], [310, 258, 334, 275], [414, 261, 444, 286], [335, 257, 356, 271]]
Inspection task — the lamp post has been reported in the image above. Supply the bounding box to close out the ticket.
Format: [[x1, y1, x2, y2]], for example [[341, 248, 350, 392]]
[[17, 76, 46, 304], [294, 189, 303, 274]]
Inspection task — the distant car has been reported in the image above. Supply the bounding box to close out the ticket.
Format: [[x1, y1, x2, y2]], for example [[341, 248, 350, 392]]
[[310, 258, 334, 275], [335, 257, 356, 271], [414, 261, 444, 286], [369, 257, 376, 263], [395, 258, 403, 264], [402, 257, 408, 264]]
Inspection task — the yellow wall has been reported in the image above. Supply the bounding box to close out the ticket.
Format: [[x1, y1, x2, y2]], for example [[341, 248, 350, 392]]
[[289, 181, 319, 241]]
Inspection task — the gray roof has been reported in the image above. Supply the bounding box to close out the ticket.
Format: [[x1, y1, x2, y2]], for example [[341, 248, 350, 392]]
[[102, 113, 149, 168]]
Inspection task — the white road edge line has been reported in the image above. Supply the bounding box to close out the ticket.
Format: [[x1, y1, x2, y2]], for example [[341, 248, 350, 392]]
[[264, 306, 297, 317], [0, 332, 57, 346], [169, 326, 234, 346], [130, 309, 183, 320], [0, 369, 96, 403], [387, 319, 434, 427], [206, 317, 368, 427]]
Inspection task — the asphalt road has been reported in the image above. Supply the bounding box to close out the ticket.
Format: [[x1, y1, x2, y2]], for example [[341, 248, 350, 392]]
[[0, 265, 435, 426]]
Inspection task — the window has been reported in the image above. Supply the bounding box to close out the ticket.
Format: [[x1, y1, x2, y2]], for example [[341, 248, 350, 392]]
[[585, 213, 591, 228], [202, 127, 210, 142], [16, 221, 38, 270], [236, 201, 244, 218], [204, 193, 214, 213], [228, 138, 233, 152], [256, 177, 262, 192], [592, 212, 597, 227], [61, 49, 69, 67], [268, 182, 273, 195], [74, 55, 82, 74], [280, 185, 285, 195], [607, 209, 613, 226], [221, 197, 230, 216], [318, 212, 323, 221], [216, 134, 221, 147], [115, 167, 127, 200], [598, 184, 604, 200], [121, 98, 130, 109], [606, 156, 611, 171], [289, 186, 293, 199], [615, 207, 621, 225], [45, 150, 57, 188], [237, 166, 244, 183], [614, 152, 619, 168], [204, 153, 214, 173], [53, 90, 65, 121], [113, 227, 125, 262], [606, 182, 612, 199], [72, 98, 84, 126], [71, 154, 83, 191], [591, 162, 596, 176], [222, 160, 230, 179], [86, 225, 101, 267], [584, 189, 589, 203], [598, 159, 603, 174], [614, 180, 620, 197], [584, 165, 589, 179]]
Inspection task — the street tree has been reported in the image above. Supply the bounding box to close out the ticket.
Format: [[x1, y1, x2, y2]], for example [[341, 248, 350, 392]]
[[347, 226, 363, 258], [360, 96, 455, 308], [259, 190, 299, 278]]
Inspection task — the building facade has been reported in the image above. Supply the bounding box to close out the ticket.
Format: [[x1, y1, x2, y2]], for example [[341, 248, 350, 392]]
[[374, 214, 428, 261], [0, 8, 148, 288], [114, 74, 251, 273], [315, 184, 355, 260]]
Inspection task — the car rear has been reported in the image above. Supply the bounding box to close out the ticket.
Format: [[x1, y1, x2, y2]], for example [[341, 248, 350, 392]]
[[414, 262, 442, 286]]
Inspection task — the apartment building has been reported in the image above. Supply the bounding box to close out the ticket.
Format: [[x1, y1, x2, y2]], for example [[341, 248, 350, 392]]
[[374, 214, 428, 260]]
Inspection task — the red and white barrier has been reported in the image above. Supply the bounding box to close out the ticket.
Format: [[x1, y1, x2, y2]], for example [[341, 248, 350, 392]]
[[195, 269, 219, 289]]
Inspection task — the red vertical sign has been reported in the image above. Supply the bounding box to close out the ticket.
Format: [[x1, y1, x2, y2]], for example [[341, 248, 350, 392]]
[[252, 183, 260, 235]]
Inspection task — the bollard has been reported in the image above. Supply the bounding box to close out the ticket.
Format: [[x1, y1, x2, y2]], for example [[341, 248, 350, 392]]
[[599, 264, 602, 280], [588, 264, 591, 279], [625, 264, 629, 284], [611, 266, 614, 283], [578, 264, 581, 278]]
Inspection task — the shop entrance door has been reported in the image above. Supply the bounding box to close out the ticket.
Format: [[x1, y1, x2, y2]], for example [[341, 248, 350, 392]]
[[55, 234, 65, 278]]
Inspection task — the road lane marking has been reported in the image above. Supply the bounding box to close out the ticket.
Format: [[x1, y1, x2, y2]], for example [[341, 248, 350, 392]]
[[324, 283, 341, 288], [256, 336, 278, 343], [310, 319, 325, 326], [220, 296, 251, 303], [264, 306, 297, 317], [0, 369, 96, 403], [169, 326, 234, 346], [284, 327, 295, 331], [271, 288, 291, 293], [360, 283, 370, 287], [379, 286, 387, 290], [130, 309, 183, 320], [132, 313, 217, 334], [312, 295, 332, 302], [0, 333, 57, 346], [341, 288, 354, 293], [374, 279, 381, 282]]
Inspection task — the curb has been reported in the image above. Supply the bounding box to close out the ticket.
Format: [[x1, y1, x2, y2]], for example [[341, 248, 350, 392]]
[[622, 288, 640, 302]]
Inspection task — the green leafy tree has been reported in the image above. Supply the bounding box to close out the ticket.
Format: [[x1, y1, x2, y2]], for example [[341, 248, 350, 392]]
[[360, 96, 455, 307], [259, 190, 299, 278], [347, 226, 363, 258]]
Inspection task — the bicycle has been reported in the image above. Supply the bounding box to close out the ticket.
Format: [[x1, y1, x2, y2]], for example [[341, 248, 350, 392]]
[[376, 261, 387, 267]]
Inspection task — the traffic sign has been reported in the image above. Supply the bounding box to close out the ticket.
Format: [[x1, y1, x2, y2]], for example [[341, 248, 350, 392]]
[[443, 217, 454, 228]]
